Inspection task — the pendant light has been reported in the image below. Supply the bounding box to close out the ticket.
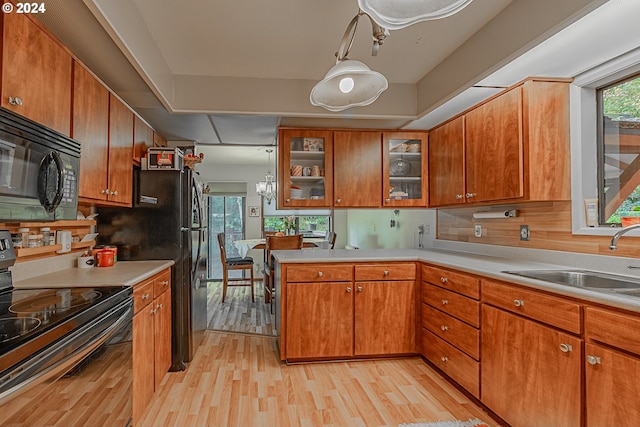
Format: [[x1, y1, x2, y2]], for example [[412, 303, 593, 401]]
[[310, 12, 389, 112], [256, 149, 276, 204], [358, 0, 474, 30]]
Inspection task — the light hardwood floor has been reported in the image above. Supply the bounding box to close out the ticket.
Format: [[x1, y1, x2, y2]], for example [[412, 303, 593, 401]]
[[138, 332, 502, 427], [207, 280, 276, 336]]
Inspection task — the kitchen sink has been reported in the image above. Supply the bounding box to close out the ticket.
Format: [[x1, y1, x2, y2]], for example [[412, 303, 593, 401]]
[[503, 269, 640, 290]]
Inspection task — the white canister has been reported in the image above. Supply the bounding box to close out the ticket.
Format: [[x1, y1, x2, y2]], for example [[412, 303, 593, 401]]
[[78, 254, 95, 268]]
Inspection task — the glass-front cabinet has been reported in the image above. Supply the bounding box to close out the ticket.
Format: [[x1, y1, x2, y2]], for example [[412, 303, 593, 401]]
[[382, 131, 429, 207], [278, 129, 333, 208]]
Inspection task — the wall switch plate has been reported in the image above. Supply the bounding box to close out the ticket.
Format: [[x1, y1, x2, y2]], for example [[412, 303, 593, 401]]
[[520, 225, 530, 241], [474, 224, 482, 238]]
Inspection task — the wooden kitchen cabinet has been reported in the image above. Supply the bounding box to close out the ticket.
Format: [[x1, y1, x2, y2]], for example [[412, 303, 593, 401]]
[[482, 280, 582, 427], [333, 131, 382, 207], [429, 78, 571, 207], [106, 94, 134, 205], [382, 131, 428, 207], [584, 307, 640, 426], [278, 128, 334, 208], [134, 115, 154, 163], [132, 268, 172, 425], [1, 11, 72, 135]]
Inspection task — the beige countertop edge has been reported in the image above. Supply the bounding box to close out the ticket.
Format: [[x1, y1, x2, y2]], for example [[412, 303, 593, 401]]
[[273, 248, 640, 314], [13, 260, 175, 289]]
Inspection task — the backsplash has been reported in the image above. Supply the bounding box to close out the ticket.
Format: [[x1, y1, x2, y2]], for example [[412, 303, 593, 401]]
[[9, 252, 79, 282]]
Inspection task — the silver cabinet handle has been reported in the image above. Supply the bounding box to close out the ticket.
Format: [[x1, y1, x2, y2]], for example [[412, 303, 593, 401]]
[[335, 198, 342, 204], [466, 192, 476, 198], [441, 299, 448, 305], [286, 198, 290, 203], [385, 198, 391, 203], [346, 286, 352, 293], [317, 271, 323, 277], [440, 325, 448, 331], [586, 355, 601, 365], [156, 303, 163, 310], [150, 308, 157, 314], [162, 280, 169, 286], [8, 96, 23, 106], [383, 270, 389, 277], [111, 190, 119, 196], [440, 277, 448, 283], [440, 356, 448, 362], [559, 343, 573, 353], [141, 293, 150, 300], [357, 286, 363, 292], [455, 194, 463, 199], [101, 189, 109, 195], [514, 299, 525, 307]]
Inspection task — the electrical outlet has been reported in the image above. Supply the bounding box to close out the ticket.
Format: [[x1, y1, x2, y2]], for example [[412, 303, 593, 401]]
[[424, 224, 430, 235], [474, 224, 482, 238], [520, 225, 530, 241]]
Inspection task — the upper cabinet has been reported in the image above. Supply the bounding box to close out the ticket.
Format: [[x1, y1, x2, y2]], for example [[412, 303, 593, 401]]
[[429, 78, 571, 207], [134, 116, 153, 163], [333, 131, 382, 208], [106, 94, 134, 205], [382, 131, 428, 207], [1, 12, 72, 135], [153, 131, 167, 147], [279, 129, 333, 208]]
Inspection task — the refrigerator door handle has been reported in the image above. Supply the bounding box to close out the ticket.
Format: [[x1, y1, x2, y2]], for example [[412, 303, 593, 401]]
[[180, 227, 190, 232]]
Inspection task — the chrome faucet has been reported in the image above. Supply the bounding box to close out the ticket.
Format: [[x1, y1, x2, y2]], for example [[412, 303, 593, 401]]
[[609, 223, 640, 250]]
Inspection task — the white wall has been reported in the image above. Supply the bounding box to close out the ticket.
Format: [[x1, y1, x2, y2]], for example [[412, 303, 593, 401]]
[[346, 208, 437, 249]]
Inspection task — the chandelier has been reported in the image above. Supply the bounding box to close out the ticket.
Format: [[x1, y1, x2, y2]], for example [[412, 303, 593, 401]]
[[256, 148, 276, 204]]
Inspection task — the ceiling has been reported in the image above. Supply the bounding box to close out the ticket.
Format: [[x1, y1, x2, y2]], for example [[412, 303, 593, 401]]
[[35, 0, 633, 166]]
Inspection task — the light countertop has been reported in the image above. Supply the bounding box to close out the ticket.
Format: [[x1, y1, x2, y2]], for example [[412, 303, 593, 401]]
[[13, 260, 175, 288], [273, 248, 640, 313]]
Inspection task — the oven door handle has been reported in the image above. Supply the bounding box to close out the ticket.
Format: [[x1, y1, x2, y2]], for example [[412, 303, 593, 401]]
[[0, 299, 133, 406]]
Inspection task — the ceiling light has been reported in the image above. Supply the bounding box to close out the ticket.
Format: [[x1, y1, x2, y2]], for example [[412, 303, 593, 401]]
[[358, 0, 474, 30], [256, 149, 276, 204], [310, 12, 389, 112]]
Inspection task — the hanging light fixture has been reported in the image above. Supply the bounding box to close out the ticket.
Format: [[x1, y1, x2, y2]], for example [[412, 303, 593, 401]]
[[310, 11, 389, 112], [358, 0, 474, 30], [256, 148, 276, 204]]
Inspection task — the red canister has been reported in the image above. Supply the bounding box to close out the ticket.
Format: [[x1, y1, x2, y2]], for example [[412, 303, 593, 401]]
[[96, 249, 115, 267]]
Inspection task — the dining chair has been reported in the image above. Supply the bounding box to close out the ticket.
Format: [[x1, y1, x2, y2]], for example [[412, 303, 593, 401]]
[[217, 233, 254, 303], [327, 231, 337, 249], [264, 234, 303, 313]]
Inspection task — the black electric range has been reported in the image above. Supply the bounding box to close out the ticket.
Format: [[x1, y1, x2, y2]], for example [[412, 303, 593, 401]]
[[0, 230, 133, 405]]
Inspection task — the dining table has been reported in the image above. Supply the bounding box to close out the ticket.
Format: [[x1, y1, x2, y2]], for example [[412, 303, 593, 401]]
[[233, 237, 329, 258]]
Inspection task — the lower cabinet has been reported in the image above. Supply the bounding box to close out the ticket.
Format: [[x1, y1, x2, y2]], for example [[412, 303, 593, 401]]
[[132, 268, 172, 425], [481, 280, 582, 427]]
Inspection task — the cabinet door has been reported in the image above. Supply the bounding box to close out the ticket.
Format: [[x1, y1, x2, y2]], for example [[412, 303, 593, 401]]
[[73, 62, 110, 201], [465, 88, 523, 202], [132, 307, 155, 426], [286, 282, 353, 359], [1, 12, 72, 135], [134, 115, 153, 163], [154, 289, 172, 388], [355, 281, 415, 355], [107, 94, 134, 205], [278, 129, 333, 208], [333, 131, 382, 207], [482, 305, 581, 427], [428, 116, 465, 207], [585, 343, 640, 427], [382, 131, 428, 207]]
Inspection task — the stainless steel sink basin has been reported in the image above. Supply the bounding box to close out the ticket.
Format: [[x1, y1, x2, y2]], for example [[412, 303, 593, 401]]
[[503, 269, 640, 290]]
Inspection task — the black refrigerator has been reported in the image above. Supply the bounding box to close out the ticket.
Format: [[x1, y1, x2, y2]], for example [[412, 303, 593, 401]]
[[97, 168, 208, 371]]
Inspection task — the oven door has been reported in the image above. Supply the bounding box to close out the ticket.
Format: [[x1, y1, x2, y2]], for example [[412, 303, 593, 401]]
[[0, 298, 133, 427]]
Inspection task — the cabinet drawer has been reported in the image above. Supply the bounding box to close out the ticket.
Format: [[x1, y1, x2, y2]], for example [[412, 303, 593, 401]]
[[482, 280, 582, 334], [422, 283, 480, 328], [422, 304, 479, 360], [586, 307, 640, 355], [287, 264, 353, 282], [422, 329, 479, 398], [422, 264, 479, 299], [133, 280, 154, 313], [153, 269, 172, 297], [355, 263, 416, 281]]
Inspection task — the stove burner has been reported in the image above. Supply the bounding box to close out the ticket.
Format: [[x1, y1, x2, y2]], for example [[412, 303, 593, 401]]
[[0, 317, 41, 342], [9, 289, 102, 315]]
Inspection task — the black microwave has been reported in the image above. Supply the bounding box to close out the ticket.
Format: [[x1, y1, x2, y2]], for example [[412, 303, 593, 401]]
[[0, 108, 80, 221]]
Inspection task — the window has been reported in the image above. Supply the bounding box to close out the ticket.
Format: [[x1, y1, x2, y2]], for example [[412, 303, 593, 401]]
[[597, 74, 640, 226], [263, 215, 331, 237]]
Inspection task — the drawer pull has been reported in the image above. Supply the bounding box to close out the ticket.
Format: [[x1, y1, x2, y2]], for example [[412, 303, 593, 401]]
[[162, 280, 169, 286], [383, 270, 390, 276], [357, 286, 363, 292], [586, 355, 601, 365], [440, 277, 448, 283], [455, 194, 463, 200], [318, 271, 323, 277], [346, 286, 352, 293], [440, 325, 448, 331], [9, 96, 23, 106], [441, 299, 449, 305], [440, 356, 448, 362], [157, 303, 163, 310], [142, 293, 150, 300], [513, 299, 525, 307], [559, 343, 573, 353]]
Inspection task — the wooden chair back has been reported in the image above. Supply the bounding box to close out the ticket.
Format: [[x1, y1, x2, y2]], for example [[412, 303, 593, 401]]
[[217, 233, 227, 264], [327, 232, 337, 249]]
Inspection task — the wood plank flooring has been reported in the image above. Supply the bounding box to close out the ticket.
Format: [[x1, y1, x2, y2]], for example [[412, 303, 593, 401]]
[[207, 280, 275, 336], [138, 332, 502, 427]]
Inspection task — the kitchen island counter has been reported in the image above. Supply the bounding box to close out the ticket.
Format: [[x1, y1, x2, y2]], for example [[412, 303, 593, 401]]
[[13, 260, 175, 289]]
